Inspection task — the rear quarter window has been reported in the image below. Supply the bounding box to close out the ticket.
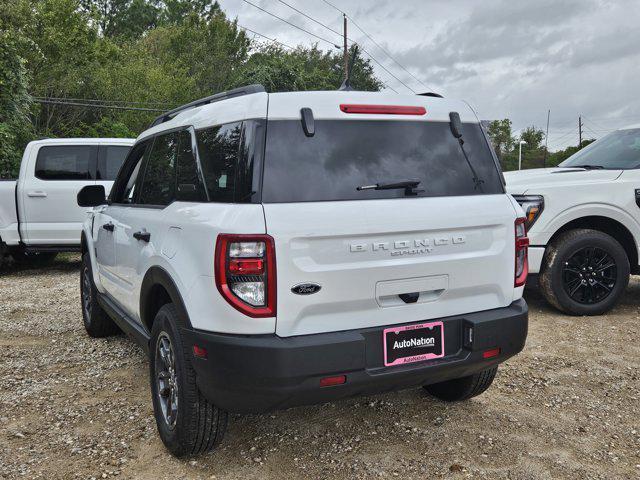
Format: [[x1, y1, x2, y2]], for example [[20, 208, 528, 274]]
[[35, 145, 95, 180], [261, 120, 504, 202]]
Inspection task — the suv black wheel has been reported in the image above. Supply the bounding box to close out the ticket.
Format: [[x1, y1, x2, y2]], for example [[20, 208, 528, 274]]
[[425, 367, 498, 402], [149, 304, 228, 457], [81, 253, 120, 337], [539, 229, 629, 316]]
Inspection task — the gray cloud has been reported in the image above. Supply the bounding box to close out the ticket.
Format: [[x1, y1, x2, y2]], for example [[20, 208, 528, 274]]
[[221, 0, 640, 148]]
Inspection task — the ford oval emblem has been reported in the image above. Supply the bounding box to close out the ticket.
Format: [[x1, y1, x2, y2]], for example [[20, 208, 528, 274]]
[[291, 283, 321, 295]]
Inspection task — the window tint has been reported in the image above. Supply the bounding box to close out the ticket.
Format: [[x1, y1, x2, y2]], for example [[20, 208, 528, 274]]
[[176, 130, 207, 202], [196, 122, 242, 203], [261, 120, 504, 202], [138, 133, 178, 206], [559, 128, 640, 169], [111, 142, 149, 204], [97, 146, 131, 180], [35, 145, 95, 180]]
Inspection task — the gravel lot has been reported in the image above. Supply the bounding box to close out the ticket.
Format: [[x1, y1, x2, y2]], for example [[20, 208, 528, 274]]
[[0, 254, 639, 479]]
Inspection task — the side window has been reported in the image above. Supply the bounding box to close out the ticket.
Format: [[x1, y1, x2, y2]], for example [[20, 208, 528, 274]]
[[138, 132, 178, 206], [35, 145, 95, 180], [111, 141, 149, 204], [97, 146, 131, 180], [196, 122, 242, 203], [176, 130, 207, 202]]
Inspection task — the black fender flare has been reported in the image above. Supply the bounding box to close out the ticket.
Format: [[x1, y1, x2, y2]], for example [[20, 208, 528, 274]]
[[139, 266, 193, 331]]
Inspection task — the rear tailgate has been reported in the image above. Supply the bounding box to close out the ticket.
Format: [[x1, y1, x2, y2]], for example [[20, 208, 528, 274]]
[[264, 196, 516, 336], [262, 91, 517, 337]]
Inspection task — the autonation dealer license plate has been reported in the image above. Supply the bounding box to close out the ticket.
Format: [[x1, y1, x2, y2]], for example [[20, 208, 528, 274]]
[[383, 321, 444, 367]]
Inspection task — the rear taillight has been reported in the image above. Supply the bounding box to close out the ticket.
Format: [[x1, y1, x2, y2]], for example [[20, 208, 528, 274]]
[[514, 217, 529, 287], [215, 234, 276, 318]]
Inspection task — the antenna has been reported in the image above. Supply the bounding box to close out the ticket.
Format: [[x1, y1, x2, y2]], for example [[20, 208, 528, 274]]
[[339, 45, 359, 91]]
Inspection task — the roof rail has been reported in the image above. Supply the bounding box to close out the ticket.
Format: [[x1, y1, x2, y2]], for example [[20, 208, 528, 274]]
[[149, 84, 266, 128]]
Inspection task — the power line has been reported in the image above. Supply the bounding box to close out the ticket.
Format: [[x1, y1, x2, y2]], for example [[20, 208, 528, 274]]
[[268, 0, 415, 93], [33, 96, 175, 108], [238, 23, 295, 49], [239, 0, 341, 49], [34, 98, 165, 113], [320, 0, 432, 92]]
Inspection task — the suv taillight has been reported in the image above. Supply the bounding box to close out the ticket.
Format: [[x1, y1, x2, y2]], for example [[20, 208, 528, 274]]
[[215, 234, 276, 318], [514, 217, 529, 287]]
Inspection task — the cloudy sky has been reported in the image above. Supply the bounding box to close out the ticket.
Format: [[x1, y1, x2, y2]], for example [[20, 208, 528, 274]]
[[220, 0, 640, 151]]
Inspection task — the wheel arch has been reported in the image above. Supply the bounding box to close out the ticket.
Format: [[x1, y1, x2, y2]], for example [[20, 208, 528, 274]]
[[140, 266, 192, 334], [546, 215, 638, 273]]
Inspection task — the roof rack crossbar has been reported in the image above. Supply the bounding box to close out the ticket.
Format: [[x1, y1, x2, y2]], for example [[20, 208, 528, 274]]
[[149, 84, 266, 127]]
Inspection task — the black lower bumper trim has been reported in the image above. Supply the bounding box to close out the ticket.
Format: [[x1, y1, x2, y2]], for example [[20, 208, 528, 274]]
[[183, 299, 528, 413]]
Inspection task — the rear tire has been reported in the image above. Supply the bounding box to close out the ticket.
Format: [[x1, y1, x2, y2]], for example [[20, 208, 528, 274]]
[[149, 304, 228, 457], [424, 367, 498, 402], [81, 253, 120, 337], [539, 229, 629, 316]]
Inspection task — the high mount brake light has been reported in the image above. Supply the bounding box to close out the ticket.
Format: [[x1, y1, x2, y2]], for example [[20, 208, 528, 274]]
[[215, 234, 276, 318], [339, 104, 427, 116], [514, 217, 529, 287]]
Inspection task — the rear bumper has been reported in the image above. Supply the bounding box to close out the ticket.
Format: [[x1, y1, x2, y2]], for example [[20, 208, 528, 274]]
[[183, 299, 528, 413]]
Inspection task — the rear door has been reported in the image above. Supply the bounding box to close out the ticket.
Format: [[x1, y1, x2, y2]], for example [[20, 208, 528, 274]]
[[21, 143, 97, 245], [261, 99, 518, 337]]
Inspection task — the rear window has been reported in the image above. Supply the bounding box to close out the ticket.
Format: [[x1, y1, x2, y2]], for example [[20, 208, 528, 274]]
[[35, 145, 95, 180], [261, 120, 503, 202]]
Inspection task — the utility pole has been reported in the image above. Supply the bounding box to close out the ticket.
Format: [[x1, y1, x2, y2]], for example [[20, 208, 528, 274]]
[[578, 115, 583, 149], [543, 109, 550, 168], [343, 14, 348, 82]]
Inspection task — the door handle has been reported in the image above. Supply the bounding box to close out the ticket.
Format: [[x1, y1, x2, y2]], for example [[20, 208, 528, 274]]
[[27, 191, 47, 198], [102, 223, 115, 232], [133, 231, 151, 242]]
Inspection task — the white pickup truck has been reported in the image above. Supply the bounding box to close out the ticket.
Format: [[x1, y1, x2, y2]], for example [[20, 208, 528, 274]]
[[0, 138, 134, 264], [506, 125, 640, 316]]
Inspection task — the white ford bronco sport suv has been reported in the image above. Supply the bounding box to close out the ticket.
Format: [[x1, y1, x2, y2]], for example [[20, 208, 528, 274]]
[[78, 85, 529, 457], [507, 125, 640, 316]]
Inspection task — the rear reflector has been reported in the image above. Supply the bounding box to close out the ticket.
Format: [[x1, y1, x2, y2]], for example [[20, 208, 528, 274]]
[[482, 348, 500, 359], [228, 258, 264, 275], [340, 104, 426, 116], [193, 345, 208, 359], [319, 375, 346, 387]]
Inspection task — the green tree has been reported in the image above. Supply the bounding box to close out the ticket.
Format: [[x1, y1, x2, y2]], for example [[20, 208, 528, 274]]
[[0, 8, 33, 178], [486, 119, 515, 159], [520, 125, 545, 150]]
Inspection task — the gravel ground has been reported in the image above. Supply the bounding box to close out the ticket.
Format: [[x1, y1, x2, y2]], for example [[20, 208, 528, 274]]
[[0, 254, 639, 479]]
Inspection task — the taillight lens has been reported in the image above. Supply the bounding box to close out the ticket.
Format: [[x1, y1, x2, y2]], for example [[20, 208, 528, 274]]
[[215, 234, 276, 317], [514, 217, 529, 287]]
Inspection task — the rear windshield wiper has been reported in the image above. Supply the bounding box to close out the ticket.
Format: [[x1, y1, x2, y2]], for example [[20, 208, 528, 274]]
[[357, 179, 424, 196], [561, 164, 604, 170]]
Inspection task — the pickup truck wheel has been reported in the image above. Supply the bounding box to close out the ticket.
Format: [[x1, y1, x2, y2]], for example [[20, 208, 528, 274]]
[[539, 229, 629, 316], [424, 367, 498, 402], [150, 304, 228, 457], [81, 253, 120, 337]]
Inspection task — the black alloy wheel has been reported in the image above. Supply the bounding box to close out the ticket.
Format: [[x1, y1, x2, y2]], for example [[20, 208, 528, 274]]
[[562, 246, 617, 305]]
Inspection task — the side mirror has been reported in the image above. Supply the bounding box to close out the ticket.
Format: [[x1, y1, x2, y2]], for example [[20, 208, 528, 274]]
[[449, 111, 463, 139], [77, 185, 107, 207]]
